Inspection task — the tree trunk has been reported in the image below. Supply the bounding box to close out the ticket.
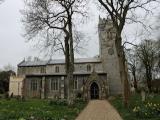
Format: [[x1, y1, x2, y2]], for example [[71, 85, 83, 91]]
[[115, 33, 130, 107], [146, 67, 152, 92], [67, 13, 75, 105], [133, 72, 137, 90], [64, 34, 70, 99]]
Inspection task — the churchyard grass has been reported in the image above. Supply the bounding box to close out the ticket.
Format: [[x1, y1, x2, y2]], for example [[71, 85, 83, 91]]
[[110, 93, 160, 120], [0, 98, 86, 120]]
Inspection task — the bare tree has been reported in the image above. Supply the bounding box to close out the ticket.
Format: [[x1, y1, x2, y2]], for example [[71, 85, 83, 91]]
[[0, 70, 16, 94], [3, 64, 15, 72], [0, 0, 4, 4], [22, 0, 87, 105], [136, 39, 160, 92], [97, 0, 160, 107], [157, 39, 160, 69]]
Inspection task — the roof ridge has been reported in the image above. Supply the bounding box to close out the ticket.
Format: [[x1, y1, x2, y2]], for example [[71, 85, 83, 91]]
[[18, 57, 102, 67]]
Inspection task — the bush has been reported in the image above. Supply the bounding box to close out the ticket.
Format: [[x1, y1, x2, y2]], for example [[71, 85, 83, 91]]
[[0, 88, 4, 94], [133, 102, 160, 118], [4, 92, 10, 100], [0, 99, 86, 120], [76, 92, 82, 98], [49, 99, 68, 106], [0, 94, 4, 98], [74, 98, 85, 104]]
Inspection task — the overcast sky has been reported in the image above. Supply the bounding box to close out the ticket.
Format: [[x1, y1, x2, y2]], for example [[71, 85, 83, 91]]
[[0, 0, 159, 70], [0, 0, 32, 69], [0, 0, 101, 69]]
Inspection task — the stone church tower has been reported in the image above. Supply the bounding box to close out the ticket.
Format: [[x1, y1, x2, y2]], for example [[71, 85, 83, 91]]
[[98, 17, 123, 95], [9, 17, 124, 99]]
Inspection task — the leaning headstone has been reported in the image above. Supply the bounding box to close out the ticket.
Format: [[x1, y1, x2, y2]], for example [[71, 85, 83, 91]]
[[139, 79, 147, 102], [63, 115, 68, 120], [130, 86, 135, 94], [141, 89, 145, 102], [148, 92, 154, 99]]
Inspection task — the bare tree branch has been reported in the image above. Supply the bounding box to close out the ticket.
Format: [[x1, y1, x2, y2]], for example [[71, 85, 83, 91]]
[[136, 39, 160, 91], [97, 0, 160, 107], [0, 0, 4, 4], [22, 0, 88, 105]]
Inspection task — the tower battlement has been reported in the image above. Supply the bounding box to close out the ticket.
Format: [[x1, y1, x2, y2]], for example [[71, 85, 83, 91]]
[[98, 17, 114, 31], [98, 16, 123, 95]]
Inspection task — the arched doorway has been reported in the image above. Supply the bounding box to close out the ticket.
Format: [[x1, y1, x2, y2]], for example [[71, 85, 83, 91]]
[[90, 82, 99, 99]]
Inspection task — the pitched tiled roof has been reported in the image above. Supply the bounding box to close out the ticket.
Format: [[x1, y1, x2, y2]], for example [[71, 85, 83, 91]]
[[48, 58, 101, 64], [18, 58, 101, 67], [18, 60, 48, 67]]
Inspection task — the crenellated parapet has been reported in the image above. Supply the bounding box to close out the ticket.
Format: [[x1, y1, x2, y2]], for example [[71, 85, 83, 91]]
[[98, 16, 123, 95], [98, 16, 116, 32]]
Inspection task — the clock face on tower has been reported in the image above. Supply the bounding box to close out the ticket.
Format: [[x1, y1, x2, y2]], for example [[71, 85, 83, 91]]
[[108, 47, 114, 55]]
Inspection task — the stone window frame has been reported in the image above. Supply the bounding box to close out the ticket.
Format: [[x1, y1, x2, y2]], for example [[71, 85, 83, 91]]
[[50, 78, 59, 91], [21, 67, 26, 75], [55, 66, 59, 73], [87, 64, 91, 72], [40, 67, 46, 73], [30, 79, 38, 91]]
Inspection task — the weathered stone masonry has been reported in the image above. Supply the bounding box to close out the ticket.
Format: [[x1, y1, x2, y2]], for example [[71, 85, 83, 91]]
[[9, 18, 123, 100]]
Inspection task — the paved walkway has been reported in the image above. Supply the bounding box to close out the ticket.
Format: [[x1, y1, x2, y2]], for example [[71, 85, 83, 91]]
[[76, 100, 123, 120]]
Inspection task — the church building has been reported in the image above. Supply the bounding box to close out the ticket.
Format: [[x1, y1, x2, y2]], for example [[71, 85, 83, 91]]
[[9, 18, 123, 100]]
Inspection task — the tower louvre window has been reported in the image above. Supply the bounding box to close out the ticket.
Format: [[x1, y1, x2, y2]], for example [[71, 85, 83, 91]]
[[107, 31, 113, 40], [87, 64, 91, 72]]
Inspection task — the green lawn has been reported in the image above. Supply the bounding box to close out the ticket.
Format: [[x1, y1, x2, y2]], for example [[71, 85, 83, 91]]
[[0, 99, 86, 120], [110, 93, 160, 120]]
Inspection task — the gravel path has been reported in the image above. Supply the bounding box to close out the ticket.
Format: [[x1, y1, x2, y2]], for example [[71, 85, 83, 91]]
[[76, 100, 123, 120]]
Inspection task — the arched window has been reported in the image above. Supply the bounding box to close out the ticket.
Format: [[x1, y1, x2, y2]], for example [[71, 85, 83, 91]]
[[55, 66, 59, 73], [31, 79, 38, 91], [51, 78, 59, 91], [41, 67, 46, 73], [87, 64, 91, 72], [107, 31, 113, 40]]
